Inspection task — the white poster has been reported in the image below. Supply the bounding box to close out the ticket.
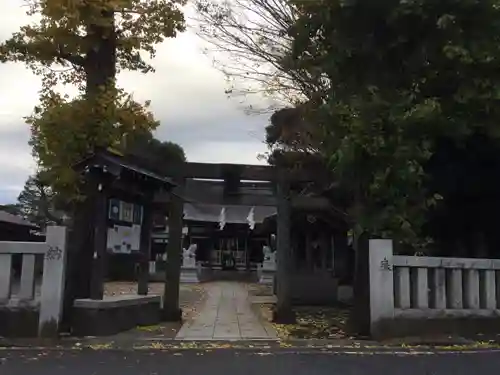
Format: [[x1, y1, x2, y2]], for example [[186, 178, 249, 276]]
[[117, 225, 133, 253], [107, 224, 142, 254], [106, 226, 120, 252]]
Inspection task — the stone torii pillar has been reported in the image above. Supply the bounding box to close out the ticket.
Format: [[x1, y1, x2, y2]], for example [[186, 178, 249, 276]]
[[162, 175, 185, 321], [137, 189, 155, 295], [273, 169, 296, 323]]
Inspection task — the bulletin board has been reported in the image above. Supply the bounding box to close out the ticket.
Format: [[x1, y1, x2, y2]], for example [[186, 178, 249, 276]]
[[106, 198, 143, 254]]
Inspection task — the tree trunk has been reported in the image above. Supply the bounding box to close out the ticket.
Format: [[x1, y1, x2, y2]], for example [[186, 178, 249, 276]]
[[84, 10, 117, 146], [162, 178, 184, 321], [85, 11, 116, 99]]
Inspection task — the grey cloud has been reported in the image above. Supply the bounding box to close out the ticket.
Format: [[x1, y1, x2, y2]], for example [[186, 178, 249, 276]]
[[154, 111, 268, 145], [0, 126, 33, 203], [0, 190, 19, 204], [0, 125, 31, 146], [0, 5, 275, 203], [0, 102, 270, 204]]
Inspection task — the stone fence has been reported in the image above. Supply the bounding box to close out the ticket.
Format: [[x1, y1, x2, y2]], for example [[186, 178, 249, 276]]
[[0, 226, 67, 337], [369, 239, 500, 338]]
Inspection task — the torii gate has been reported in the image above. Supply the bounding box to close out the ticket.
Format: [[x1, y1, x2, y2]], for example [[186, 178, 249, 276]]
[[158, 162, 331, 323]]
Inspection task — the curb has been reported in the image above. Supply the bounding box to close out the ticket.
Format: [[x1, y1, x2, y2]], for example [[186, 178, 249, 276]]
[[2, 337, 500, 354]]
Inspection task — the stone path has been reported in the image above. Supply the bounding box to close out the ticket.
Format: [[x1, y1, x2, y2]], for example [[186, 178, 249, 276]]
[[176, 282, 277, 340]]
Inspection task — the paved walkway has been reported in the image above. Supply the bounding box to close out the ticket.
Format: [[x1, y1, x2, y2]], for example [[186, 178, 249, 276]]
[[176, 282, 277, 340]]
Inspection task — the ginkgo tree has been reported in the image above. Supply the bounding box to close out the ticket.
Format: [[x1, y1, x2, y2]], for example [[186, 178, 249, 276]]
[[0, 0, 186, 197]]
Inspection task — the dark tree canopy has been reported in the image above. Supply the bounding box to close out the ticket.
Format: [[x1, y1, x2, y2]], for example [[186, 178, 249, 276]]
[[16, 174, 63, 228], [125, 131, 186, 175], [5, 134, 186, 229], [278, 0, 500, 243], [423, 134, 500, 257]]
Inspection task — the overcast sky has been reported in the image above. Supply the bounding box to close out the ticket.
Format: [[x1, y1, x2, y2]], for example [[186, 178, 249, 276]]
[[0, 2, 271, 204]]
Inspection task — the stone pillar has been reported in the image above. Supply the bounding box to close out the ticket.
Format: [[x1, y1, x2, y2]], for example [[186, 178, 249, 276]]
[[138, 194, 154, 295], [273, 170, 295, 323], [162, 176, 184, 321], [149, 261, 156, 275], [39, 226, 69, 337], [259, 246, 276, 284], [368, 239, 394, 337], [180, 244, 199, 283]]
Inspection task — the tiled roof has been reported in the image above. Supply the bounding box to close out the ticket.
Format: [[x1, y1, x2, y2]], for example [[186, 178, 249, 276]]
[[0, 210, 37, 228]]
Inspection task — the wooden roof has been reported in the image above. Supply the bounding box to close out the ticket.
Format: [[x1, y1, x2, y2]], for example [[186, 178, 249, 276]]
[[73, 148, 175, 189], [155, 179, 331, 209]]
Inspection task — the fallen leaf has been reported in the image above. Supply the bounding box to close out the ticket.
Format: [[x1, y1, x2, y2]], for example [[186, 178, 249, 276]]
[[89, 342, 113, 350]]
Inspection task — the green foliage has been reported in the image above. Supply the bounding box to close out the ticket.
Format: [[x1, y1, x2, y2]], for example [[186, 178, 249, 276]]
[[26, 89, 160, 197], [1, 0, 186, 78], [0, 0, 187, 198], [10, 134, 185, 228], [16, 174, 63, 228], [286, 0, 500, 242]]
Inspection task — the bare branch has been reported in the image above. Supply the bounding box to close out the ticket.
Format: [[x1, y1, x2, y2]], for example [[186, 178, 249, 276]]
[[193, 0, 319, 108]]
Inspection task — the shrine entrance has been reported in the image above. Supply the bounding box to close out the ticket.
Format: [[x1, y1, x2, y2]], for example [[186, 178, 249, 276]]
[[58, 148, 349, 339], [180, 200, 274, 273], [158, 162, 335, 323], [219, 237, 238, 270]]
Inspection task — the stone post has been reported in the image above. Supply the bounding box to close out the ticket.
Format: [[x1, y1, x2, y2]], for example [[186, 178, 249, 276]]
[[368, 239, 394, 337], [259, 246, 276, 284], [180, 244, 199, 283], [39, 226, 68, 338]]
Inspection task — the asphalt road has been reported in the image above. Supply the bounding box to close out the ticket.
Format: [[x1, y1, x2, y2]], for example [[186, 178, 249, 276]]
[[2, 349, 500, 375]]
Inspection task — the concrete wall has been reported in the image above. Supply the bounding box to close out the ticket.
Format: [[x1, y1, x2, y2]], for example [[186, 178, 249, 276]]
[[369, 239, 500, 338]]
